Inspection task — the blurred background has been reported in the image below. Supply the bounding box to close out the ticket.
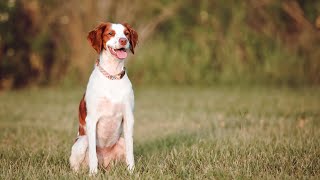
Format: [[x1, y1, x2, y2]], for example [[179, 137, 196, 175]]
[[0, 0, 319, 90]]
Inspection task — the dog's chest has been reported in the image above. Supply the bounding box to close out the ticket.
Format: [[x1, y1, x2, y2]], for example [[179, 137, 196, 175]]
[[96, 97, 123, 147], [86, 70, 133, 147], [97, 97, 123, 117], [87, 69, 132, 103]]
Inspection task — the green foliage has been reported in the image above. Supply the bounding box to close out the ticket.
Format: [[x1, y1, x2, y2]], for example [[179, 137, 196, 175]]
[[0, 1, 34, 88], [129, 0, 320, 86], [0, 0, 70, 89]]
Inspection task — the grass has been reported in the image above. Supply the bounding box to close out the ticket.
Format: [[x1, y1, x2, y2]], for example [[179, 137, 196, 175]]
[[0, 86, 319, 179]]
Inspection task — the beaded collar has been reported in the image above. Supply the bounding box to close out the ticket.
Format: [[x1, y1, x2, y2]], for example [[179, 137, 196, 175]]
[[96, 59, 126, 80]]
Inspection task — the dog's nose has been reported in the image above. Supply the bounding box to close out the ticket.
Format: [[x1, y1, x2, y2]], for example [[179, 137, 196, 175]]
[[119, 38, 127, 46]]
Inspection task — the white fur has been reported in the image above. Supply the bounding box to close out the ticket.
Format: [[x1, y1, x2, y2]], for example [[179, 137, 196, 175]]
[[70, 136, 88, 172], [106, 24, 130, 51], [69, 23, 135, 175]]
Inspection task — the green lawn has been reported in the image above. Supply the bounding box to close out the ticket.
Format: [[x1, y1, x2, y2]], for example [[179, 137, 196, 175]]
[[0, 86, 319, 179]]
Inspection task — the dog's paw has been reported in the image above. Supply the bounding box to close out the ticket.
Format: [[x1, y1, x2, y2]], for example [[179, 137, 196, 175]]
[[69, 157, 80, 173], [89, 167, 98, 176], [89, 157, 98, 175], [127, 164, 135, 174], [71, 165, 80, 173]]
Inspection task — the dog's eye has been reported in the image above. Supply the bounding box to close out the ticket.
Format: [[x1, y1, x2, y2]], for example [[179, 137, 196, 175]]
[[108, 32, 113, 35], [124, 31, 129, 35]]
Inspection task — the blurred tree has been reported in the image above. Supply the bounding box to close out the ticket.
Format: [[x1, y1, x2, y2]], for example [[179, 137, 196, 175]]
[[0, 0, 36, 88], [0, 0, 319, 89], [0, 0, 70, 89]]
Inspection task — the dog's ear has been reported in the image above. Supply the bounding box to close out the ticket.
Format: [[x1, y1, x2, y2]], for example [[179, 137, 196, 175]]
[[123, 23, 138, 54], [87, 23, 109, 54]]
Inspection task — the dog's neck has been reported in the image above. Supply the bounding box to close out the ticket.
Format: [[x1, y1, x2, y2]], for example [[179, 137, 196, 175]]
[[99, 49, 125, 75]]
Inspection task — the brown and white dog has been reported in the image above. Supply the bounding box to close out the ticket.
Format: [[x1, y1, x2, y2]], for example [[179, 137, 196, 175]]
[[69, 22, 138, 175]]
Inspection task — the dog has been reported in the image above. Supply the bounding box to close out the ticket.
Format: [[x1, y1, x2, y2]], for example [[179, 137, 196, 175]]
[[69, 22, 138, 175]]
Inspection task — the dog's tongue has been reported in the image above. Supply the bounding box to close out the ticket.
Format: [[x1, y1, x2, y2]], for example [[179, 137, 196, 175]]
[[115, 49, 127, 59]]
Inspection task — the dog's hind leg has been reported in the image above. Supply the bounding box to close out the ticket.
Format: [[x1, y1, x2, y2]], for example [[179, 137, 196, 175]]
[[97, 137, 126, 170], [69, 135, 88, 172]]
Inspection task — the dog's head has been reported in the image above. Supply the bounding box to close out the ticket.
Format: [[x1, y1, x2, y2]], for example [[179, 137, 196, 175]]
[[87, 22, 138, 60]]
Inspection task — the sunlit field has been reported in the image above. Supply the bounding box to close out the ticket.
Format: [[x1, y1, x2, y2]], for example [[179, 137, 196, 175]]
[[0, 86, 319, 179]]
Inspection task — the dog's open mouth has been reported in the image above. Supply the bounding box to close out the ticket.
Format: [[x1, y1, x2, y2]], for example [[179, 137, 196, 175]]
[[108, 47, 127, 60]]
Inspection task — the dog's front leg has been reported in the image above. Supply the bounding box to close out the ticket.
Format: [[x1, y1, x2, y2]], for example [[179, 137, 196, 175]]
[[123, 101, 135, 172], [86, 115, 98, 175]]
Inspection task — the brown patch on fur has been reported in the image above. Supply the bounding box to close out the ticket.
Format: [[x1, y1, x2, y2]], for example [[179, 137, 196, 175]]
[[87, 22, 112, 54], [122, 23, 139, 54], [78, 94, 87, 136], [102, 29, 115, 50]]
